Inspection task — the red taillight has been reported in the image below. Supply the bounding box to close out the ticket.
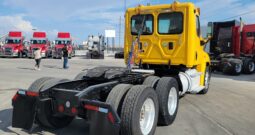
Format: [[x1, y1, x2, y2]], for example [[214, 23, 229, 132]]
[[84, 105, 99, 111], [71, 107, 78, 114], [58, 105, 64, 112], [84, 104, 115, 124], [26, 91, 39, 97], [12, 93, 19, 101], [107, 112, 115, 124]]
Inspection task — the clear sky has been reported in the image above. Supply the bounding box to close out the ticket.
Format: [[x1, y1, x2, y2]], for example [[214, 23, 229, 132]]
[[0, 0, 255, 44]]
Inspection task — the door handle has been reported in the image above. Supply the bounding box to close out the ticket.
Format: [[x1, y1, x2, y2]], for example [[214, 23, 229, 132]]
[[139, 42, 142, 50], [168, 42, 174, 50]]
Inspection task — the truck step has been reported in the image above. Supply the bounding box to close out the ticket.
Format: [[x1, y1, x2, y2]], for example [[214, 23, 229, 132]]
[[190, 72, 202, 78], [190, 86, 205, 93]]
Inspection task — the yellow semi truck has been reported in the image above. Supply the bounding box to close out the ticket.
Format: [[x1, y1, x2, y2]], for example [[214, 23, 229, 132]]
[[12, 1, 211, 135]]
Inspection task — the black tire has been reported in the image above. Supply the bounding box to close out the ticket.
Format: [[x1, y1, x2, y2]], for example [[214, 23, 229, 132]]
[[40, 78, 69, 92], [199, 66, 211, 94], [242, 58, 255, 74], [36, 78, 74, 128], [121, 85, 159, 135], [18, 52, 22, 58], [28, 77, 54, 91], [143, 76, 160, 89], [155, 77, 179, 126], [74, 71, 88, 80], [231, 62, 242, 75], [106, 84, 132, 115], [222, 62, 242, 75]]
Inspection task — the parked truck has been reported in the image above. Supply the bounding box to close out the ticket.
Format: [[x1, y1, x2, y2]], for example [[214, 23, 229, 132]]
[[86, 35, 105, 59], [0, 31, 27, 58], [28, 32, 51, 58], [208, 20, 255, 75], [12, 2, 211, 135], [52, 32, 74, 59]]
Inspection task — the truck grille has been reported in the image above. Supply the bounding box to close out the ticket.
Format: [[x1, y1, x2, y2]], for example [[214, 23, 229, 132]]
[[57, 48, 62, 55], [4, 47, 12, 55]]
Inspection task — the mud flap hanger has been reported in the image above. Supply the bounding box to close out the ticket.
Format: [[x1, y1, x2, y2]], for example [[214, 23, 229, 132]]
[[82, 99, 121, 135], [12, 89, 39, 130]]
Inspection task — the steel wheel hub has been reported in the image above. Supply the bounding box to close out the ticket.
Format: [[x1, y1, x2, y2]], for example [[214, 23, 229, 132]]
[[235, 64, 242, 73], [249, 62, 255, 71], [140, 98, 155, 135], [168, 87, 177, 115]]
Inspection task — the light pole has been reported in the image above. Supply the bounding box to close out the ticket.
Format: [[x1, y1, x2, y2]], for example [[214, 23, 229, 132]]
[[119, 16, 121, 51], [124, 0, 126, 13]]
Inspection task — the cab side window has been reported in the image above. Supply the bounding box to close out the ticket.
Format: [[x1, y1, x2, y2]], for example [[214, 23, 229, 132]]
[[196, 16, 201, 37]]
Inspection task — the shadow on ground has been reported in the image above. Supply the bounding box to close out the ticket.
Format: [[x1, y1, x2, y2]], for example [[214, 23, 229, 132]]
[[0, 108, 89, 135], [43, 65, 63, 69], [17, 67, 35, 71], [212, 72, 255, 82]]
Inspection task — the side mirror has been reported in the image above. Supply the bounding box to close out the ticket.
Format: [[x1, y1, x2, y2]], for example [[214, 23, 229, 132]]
[[200, 36, 212, 46], [207, 22, 213, 37], [200, 40, 206, 46]]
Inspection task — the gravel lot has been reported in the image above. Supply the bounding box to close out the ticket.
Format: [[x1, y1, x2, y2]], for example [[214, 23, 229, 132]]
[[0, 57, 255, 135]]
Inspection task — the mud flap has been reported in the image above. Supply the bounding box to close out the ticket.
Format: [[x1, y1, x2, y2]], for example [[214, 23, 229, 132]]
[[36, 98, 54, 128], [12, 93, 37, 130], [82, 100, 121, 135]]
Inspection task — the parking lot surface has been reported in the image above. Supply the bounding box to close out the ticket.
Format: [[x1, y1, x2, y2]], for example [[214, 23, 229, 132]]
[[0, 57, 255, 135]]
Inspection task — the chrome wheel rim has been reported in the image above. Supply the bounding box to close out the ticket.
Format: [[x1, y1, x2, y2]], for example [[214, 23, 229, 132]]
[[235, 64, 242, 73], [249, 62, 255, 72], [204, 70, 210, 89], [168, 87, 177, 115], [140, 98, 155, 135]]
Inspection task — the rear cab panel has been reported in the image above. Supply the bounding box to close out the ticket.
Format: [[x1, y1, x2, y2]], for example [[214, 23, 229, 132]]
[[124, 2, 210, 86]]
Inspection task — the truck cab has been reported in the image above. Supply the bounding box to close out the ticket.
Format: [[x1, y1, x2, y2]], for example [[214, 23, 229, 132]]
[[86, 35, 105, 59], [0, 31, 26, 58], [52, 32, 73, 58], [209, 20, 255, 75], [28, 32, 51, 58], [233, 24, 255, 57], [125, 1, 211, 92]]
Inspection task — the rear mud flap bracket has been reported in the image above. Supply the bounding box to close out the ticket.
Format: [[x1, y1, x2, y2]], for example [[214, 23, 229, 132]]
[[81, 100, 121, 135]]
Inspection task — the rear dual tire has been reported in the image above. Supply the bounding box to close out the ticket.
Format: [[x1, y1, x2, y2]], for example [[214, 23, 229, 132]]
[[121, 85, 159, 135], [221, 59, 242, 75], [143, 76, 160, 89], [106, 85, 159, 135], [106, 84, 132, 116], [143, 76, 180, 126], [155, 77, 179, 126], [74, 71, 88, 80], [28, 77, 74, 128], [243, 58, 255, 74]]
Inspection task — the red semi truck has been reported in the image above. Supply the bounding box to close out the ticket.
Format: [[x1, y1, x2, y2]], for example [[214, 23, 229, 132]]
[[208, 20, 255, 75], [0, 31, 27, 58], [52, 32, 74, 59], [28, 32, 51, 58]]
